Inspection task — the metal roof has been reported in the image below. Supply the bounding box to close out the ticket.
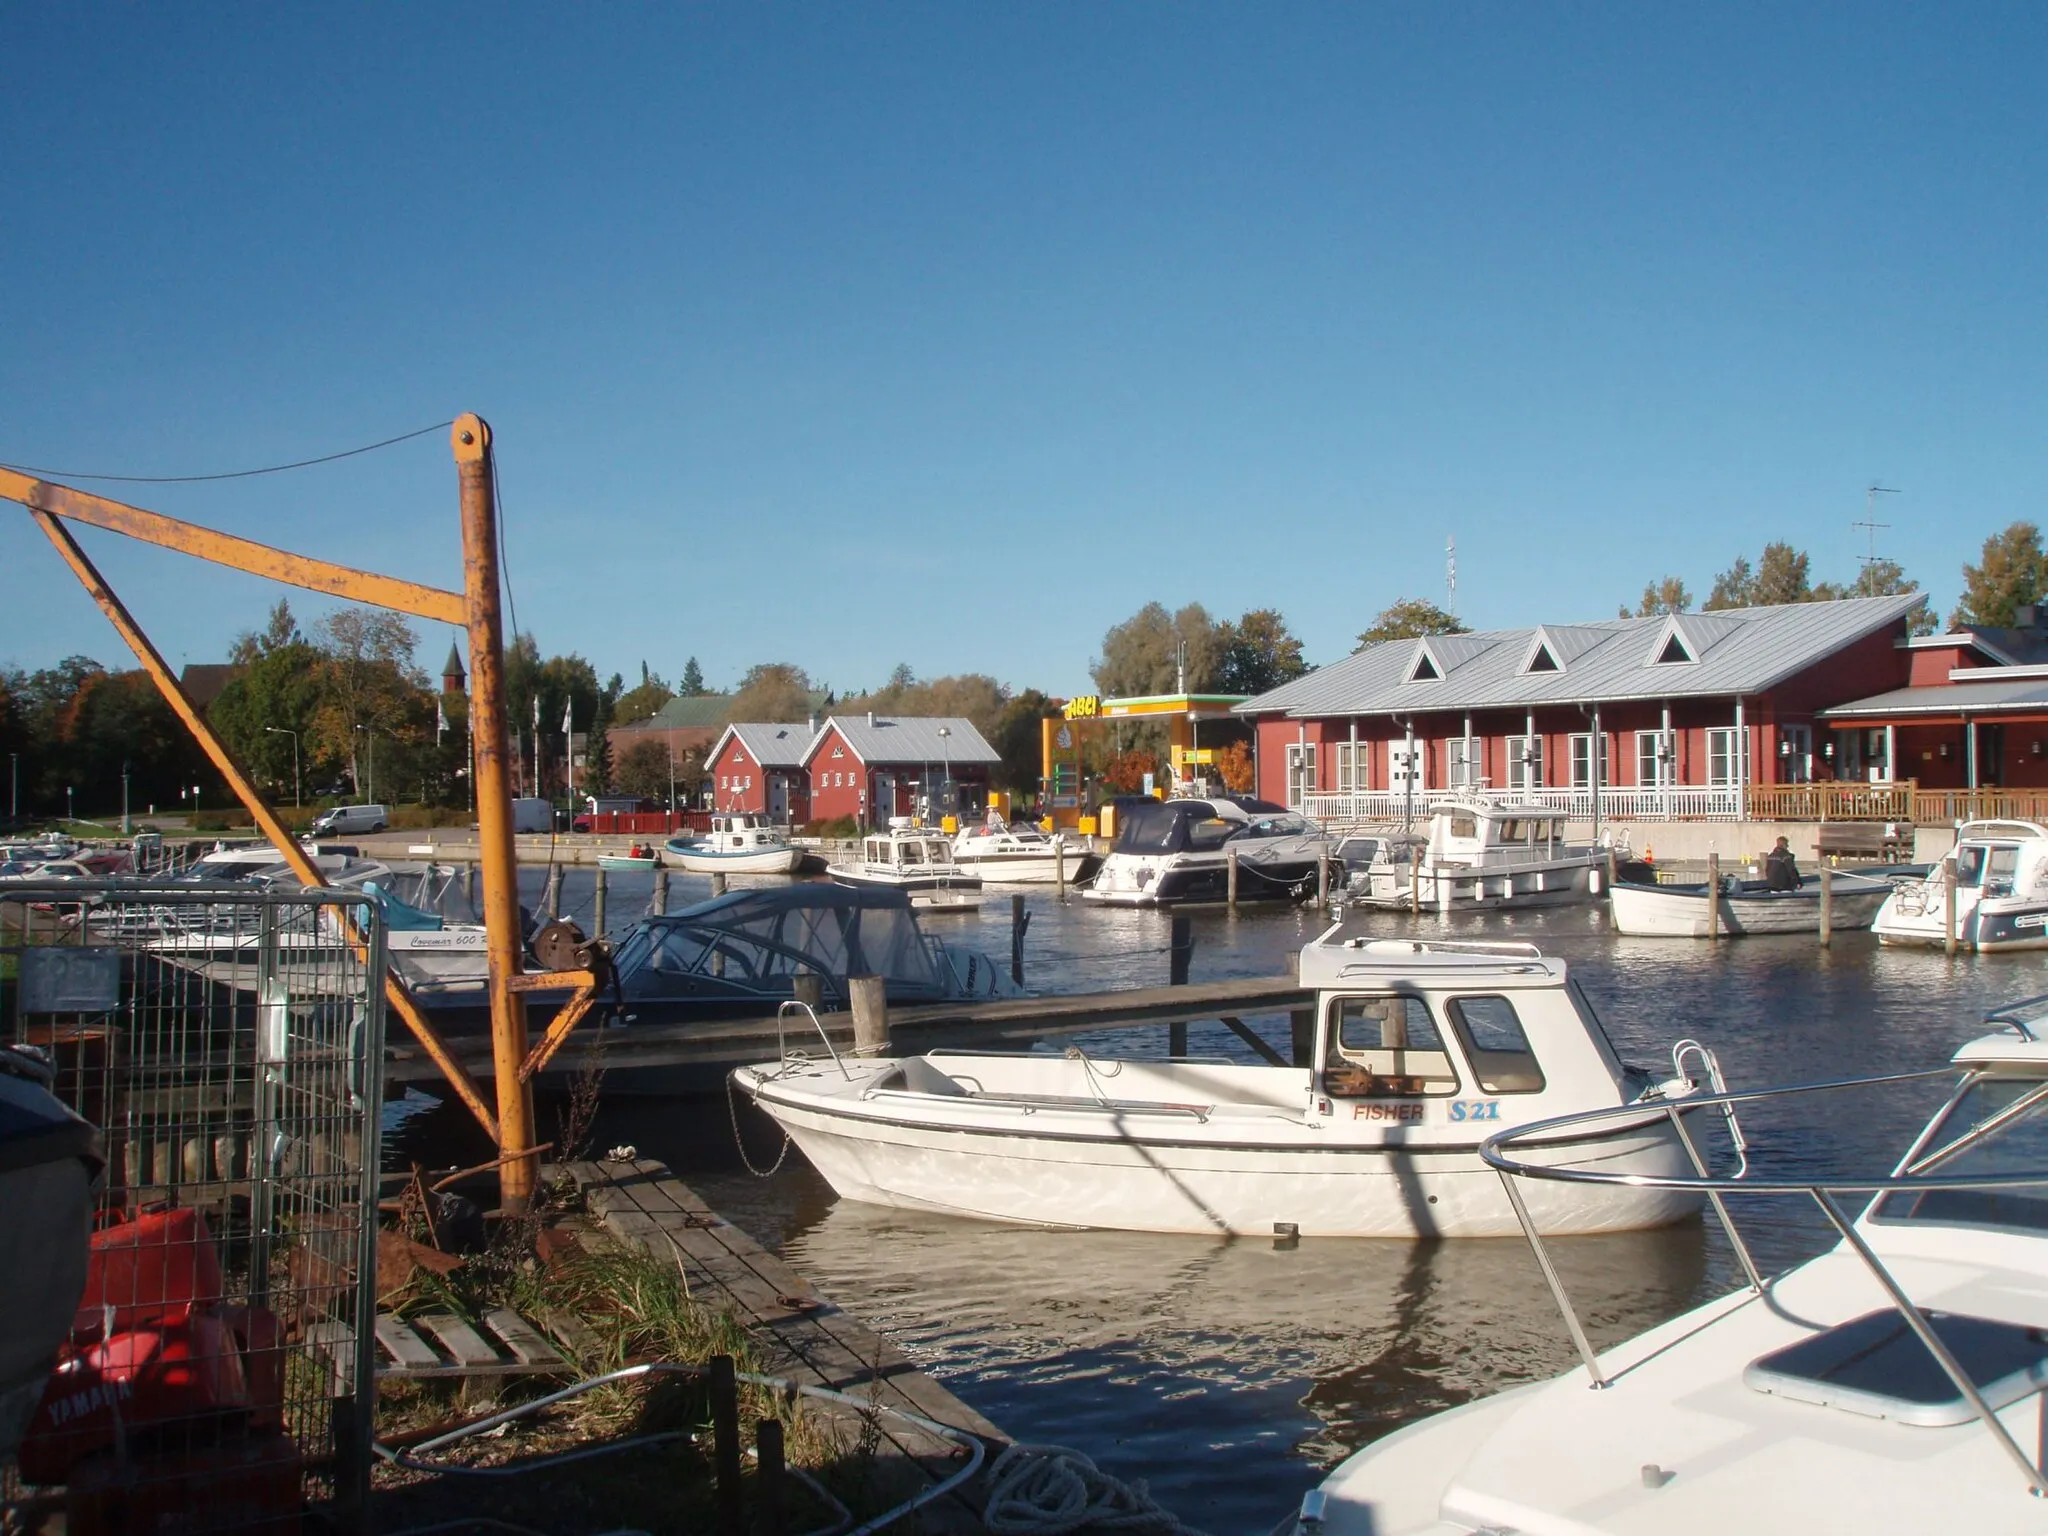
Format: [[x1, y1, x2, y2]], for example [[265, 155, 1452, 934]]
[[710, 722, 819, 767], [810, 715, 1001, 766], [1817, 676, 2048, 719], [1235, 593, 1922, 719]]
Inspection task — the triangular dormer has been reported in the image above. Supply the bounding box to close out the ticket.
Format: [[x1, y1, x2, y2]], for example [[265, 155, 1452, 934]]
[[1407, 647, 1442, 683], [1649, 615, 1698, 666], [1527, 644, 1561, 673]]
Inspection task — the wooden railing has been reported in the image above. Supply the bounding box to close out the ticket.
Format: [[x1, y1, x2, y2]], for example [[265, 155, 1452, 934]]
[[1299, 780, 2048, 826], [1745, 783, 1916, 823]]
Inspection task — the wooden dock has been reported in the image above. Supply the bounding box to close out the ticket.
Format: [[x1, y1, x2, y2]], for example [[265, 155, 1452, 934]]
[[566, 1157, 1004, 1534], [384, 973, 1314, 1085]]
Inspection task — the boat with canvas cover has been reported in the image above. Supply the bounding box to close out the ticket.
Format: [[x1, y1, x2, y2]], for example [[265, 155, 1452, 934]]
[[1286, 994, 2048, 1535], [1873, 819, 2048, 952], [733, 933, 1711, 1238], [1084, 797, 1333, 905]]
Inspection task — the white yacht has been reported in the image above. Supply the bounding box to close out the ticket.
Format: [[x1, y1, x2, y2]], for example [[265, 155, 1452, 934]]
[[827, 819, 982, 894], [950, 819, 1095, 885], [665, 812, 807, 875], [1288, 1000, 2048, 1535], [1873, 819, 2048, 952], [1085, 797, 1333, 905], [733, 933, 1710, 1238], [1340, 797, 1610, 912]]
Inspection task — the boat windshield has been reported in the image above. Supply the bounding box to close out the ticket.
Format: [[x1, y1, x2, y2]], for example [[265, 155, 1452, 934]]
[[1872, 1074, 2048, 1233], [1955, 844, 1991, 888], [1116, 801, 1185, 854], [1242, 814, 1315, 840]]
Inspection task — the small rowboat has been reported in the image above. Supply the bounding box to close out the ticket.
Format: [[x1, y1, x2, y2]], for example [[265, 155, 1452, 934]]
[[597, 846, 661, 871]]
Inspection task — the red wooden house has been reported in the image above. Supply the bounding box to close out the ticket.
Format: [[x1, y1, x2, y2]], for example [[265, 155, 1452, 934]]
[[704, 722, 817, 824], [805, 715, 1001, 828]]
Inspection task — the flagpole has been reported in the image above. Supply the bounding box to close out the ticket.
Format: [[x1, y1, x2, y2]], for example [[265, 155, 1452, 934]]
[[532, 693, 541, 798]]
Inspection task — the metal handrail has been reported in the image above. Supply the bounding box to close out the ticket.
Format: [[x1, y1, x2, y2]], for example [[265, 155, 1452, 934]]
[[774, 1000, 850, 1080], [1479, 1061, 2048, 1496]]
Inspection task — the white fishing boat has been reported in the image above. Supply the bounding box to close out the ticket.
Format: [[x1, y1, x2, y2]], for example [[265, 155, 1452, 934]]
[[664, 813, 807, 875], [950, 819, 1095, 884], [1288, 997, 2048, 1535], [827, 819, 981, 894], [1610, 869, 1894, 937], [733, 933, 1710, 1238], [1085, 797, 1333, 905], [1340, 797, 1610, 912], [1874, 820, 2048, 952]]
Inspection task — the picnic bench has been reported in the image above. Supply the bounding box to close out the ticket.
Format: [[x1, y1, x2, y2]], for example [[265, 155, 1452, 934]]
[[1814, 822, 1914, 863]]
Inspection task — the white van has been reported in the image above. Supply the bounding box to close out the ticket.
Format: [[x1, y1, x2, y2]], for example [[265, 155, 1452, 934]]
[[310, 804, 389, 835]]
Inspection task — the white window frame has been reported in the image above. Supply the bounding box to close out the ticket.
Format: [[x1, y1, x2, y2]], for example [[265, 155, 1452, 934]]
[[1448, 738, 1479, 789], [1506, 734, 1543, 792], [1779, 724, 1812, 784], [1285, 743, 1318, 808], [1634, 730, 1676, 788], [1568, 733, 1609, 789], [1707, 727, 1746, 788], [1333, 741, 1368, 793]]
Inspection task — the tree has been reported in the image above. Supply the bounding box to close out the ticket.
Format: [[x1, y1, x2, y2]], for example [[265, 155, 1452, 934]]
[[1091, 603, 1223, 697], [209, 602, 327, 800], [615, 661, 673, 726], [583, 686, 616, 798], [1356, 598, 1468, 648], [728, 663, 815, 723], [615, 737, 672, 804], [1214, 740, 1255, 793], [1952, 523, 2048, 630], [681, 657, 708, 695], [1705, 542, 1825, 610], [1848, 559, 1937, 636], [1101, 750, 1159, 794], [989, 689, 1062, 794], [1704, 555, 1754, 611], [1215, 609, 1309, 696], [307, 607, 426, 792], [1621, 577, 1692, 618]]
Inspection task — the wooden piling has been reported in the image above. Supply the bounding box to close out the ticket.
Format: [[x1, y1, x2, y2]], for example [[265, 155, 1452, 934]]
[[849, 974, 891, 1055], [1316, 853, 1329, 910], [543, 863, 562, 920], [1010, 893, 1027, 987], [711, 871, 728, 897], [1170, 914, 1193, 985], [792, 971, 824, 1014], [653, 865, 669, 915], [1706, 853, 1720, 942], [1945, 856, 1959, 956], [1410, 845, 1422, 915], [1055, 837, 1066, 896], [461, 862, 474, 907], [1818, 864, 1832, 948], [592, 865, 607, 938], [709, 1354, 743, 1536], [1227, 846, 1239, 909]]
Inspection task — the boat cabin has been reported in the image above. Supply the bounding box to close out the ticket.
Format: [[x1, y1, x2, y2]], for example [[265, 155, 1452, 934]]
[[1946, 820, 2048, 899], [1423, 797, 1574, 865], [1298, 936, 1638, 1122], [861, 822, 960, 873], [1111, 797, 1309, 855]]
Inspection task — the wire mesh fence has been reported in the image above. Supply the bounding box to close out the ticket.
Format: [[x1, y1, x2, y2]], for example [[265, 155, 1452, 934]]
[[2, 880, 385, 1532]]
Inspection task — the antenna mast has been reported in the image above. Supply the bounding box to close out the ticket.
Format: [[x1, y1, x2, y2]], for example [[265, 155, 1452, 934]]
[[1446, 535, 1457, 609], [1856, 485, 1901, 567]]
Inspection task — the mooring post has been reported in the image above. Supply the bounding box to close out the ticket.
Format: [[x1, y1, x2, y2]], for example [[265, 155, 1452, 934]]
[[1010, 892, 1027, 987], [592, 865, 607, 938], [792, 970, 824, 1014], [1227, 845, 1239, 909], [1818, 863, 1832, 949], [757, 1418, 786, 1536], [652, 865, 669, 915], [849, 974, 891, 1055], [461, 862, 475, 907], [543, 863, 563, 920], [1055, 836, 1067, 897], [1170, 914, 1193, 985], [1316, 853, 1329, 910], [1410, 845, 1422, 915], [454, 415, 539, 1209], [709, 1354, 743, 1536], [1706, 852, 1720, 942], [1944, 856, 1959, 956], [711, 871, 728, 897]]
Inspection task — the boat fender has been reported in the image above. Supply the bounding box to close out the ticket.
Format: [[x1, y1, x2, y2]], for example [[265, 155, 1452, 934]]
[[1588, 868, 1603, 896]]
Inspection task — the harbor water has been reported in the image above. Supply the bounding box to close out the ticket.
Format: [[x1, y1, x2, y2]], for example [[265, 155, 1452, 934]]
[[394, 866, 2048, 1532]]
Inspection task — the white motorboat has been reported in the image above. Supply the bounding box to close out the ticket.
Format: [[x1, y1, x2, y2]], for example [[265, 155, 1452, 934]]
[[1874, 819, 2048, 952], [827, 819, 981, 893], [665, 813, 807, 875], [1085, 797, 1333, 905], [1610, 869, 1895, 937], [950, 819, 1095, 885], [1290, 999, 2048, 1535], [1340, 797, 1610, 912], [733, 933, 1709, 1238]]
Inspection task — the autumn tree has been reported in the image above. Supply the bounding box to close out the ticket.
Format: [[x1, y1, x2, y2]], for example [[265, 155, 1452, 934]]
[[303, 608, 426, 794], [1215, 609, 1308, 696], [1705, 542, 1839, 610], [1214, 740, 1255, 793], [1951, 523, 2048, 630], [1356, 599, 1468, 649], [1847, 559, 1936, 636], [1621, 577, 1692, 618], [728, 663, 815, 723]]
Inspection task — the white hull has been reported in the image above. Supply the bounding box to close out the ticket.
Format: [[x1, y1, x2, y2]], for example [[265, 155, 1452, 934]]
[[1609, 877, 1889, 937], [739, 1059, 1698, 1239], [671, 846, 806, 875], [950, 850, 1082, 884], [1347, 856, 1604, 912]]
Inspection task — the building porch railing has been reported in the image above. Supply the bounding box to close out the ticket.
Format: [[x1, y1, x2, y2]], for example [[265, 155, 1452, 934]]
[[1296, 780, 2048, 826]]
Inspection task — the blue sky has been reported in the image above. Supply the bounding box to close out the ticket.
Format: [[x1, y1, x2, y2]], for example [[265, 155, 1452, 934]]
[[3, 5, 2044, 697]]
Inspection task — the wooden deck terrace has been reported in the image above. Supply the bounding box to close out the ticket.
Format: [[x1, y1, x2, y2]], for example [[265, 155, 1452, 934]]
[[383, 973, 1315, 1085], [563, 1157, 1004, 1535]]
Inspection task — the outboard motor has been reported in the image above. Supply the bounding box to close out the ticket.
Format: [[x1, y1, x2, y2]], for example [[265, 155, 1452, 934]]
[[0, 1044, 101, 1465]]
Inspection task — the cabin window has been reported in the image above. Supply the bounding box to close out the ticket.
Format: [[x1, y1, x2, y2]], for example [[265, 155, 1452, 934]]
[[1449, 813, 1477, 839], [1498, 819, 1522, 843], [1324, 995, 1459, 1097], [1955, 844, 1988, 887], [1187, 816, 1237, 851], [1445, 995, 1546, 1094], [1985, 845, 2021, 897]]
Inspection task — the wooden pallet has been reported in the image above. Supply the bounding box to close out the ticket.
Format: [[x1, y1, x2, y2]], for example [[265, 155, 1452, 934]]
[[307, 1306, 585, 1390]]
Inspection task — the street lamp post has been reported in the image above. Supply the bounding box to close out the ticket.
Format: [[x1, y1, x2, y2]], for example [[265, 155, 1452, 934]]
[[265, 727, 301, 807], [121, 762, 130, 835], [938, 726, 952, 819], [66, 785, 74, 824], [354, 724, 375, 803]]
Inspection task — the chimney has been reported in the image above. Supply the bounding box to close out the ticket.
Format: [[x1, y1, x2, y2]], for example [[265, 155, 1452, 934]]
[[867, 711, 875, 728], [2019, 604, 2039, 631], [808, 714, 818, 732]]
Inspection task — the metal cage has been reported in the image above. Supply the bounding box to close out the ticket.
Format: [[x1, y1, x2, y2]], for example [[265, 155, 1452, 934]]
[[2, 880, 385, 1530]]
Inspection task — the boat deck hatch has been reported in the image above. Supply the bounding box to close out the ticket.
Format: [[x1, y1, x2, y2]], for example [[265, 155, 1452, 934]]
[[1744, 1309, 2048, 1426]]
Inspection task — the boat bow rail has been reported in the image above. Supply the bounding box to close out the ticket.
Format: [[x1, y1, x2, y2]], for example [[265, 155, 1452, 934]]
[[1477, 1034, 2048, 1496]]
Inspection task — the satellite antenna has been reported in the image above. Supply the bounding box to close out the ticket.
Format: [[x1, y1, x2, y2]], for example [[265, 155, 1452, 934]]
[[1446, 535, 1457, 608], [1856, 485, 1900, 567]]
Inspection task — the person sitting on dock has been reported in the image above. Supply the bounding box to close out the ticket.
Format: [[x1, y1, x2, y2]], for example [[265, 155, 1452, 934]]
[[1764, 835, 1801, 891]]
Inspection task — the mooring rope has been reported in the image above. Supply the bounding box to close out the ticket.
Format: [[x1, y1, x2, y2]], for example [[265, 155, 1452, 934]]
[[983, 1443, 1210, 1536]]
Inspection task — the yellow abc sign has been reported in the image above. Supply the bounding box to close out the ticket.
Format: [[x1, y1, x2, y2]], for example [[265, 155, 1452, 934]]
[[1062, 695, 1101, 721]]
